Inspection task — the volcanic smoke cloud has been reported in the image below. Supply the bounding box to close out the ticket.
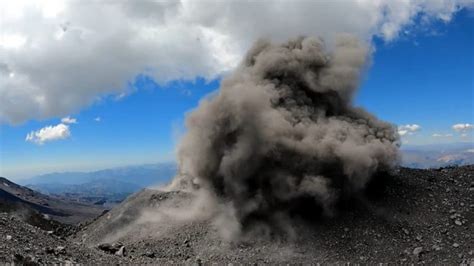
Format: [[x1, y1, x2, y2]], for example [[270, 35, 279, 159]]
[[175, 36, 399, 235]]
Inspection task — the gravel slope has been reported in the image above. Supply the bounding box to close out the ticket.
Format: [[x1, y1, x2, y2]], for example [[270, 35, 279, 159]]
[[0, 213, 126, 264], [75, 165, 473, 264], [1, 166, 472, 264]]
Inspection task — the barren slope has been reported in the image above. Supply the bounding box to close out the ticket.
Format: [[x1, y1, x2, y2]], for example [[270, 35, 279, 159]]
[[73, 166, 473, 264], [0, 177, 105, 225]]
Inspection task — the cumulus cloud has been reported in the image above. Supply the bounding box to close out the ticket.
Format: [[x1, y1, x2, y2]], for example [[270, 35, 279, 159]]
[[61, 116, 77, 124], [452, 123, 474, 133], [398, 124, 421, 136], [94, 117, 101, 122], [1, 0, 473, 124], [25, 123, 71, 145]]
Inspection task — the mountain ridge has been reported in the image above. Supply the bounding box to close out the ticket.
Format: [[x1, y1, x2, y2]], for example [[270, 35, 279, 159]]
[[0, 176, 105, 225], [19, 162, 177, 187], [18, 162, 177, 207]]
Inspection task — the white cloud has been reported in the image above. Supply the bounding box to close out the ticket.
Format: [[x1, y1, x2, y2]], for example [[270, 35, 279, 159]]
[[61, 116, 77, 124], [398, 130, 408, 136], [401, 124, 421, 131], [398, 124, 421, 136], [25, 123, 71, 145], [432, 133, 453, 137], [94, 117, 101, 122], [452, 123, 474, 133], [1, 0, 473, 124]]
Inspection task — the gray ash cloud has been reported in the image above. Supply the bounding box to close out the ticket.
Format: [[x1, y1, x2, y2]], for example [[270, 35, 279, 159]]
[[174, 36, 400, 236]]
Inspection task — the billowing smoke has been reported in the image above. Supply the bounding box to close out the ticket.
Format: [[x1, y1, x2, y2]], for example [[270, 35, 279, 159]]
[[173, 36, 399, 237]]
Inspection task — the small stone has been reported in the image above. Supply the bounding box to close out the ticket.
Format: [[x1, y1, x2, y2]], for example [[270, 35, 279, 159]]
[[45, 247, 55, 254], [56, 246, 66, 254], [453, 243, 460, 248], [98, 243, 123, 254], [6, 235, 12, 240], [402, 228, 410, 235], [115, 246, 125, 256], [144, 251, 155, 258], [432, 245, 441, 251], [344, 227, 349, 232], [195, 258, 202, 266], [13, 254, 24, 262], [413, 247, 423, 256], [454, 220, 462, 226], [416, 235, 422, 241]]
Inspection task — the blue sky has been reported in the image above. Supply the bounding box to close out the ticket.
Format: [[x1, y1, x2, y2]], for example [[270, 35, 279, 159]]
[[0, 78, 221, 178], [0, 2, 473, 180], [357, 9, 473, 143]]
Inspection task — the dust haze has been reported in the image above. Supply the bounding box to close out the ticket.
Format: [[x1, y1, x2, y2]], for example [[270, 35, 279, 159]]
[[171, 35, 400, 239]]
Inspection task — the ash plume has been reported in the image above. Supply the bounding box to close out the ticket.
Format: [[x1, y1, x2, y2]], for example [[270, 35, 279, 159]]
[[173, 36, 400, 237]]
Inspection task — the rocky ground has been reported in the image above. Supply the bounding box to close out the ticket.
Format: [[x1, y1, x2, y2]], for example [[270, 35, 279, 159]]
[[0, 213, 127, 264], [0, 166, 472, 264]]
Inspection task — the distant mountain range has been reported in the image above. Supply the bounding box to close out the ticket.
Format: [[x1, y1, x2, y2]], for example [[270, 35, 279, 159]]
[[400, 142, 474, 169], [0, 176, 104, 225], [20, 162, 177, 207], [13, 144, 474, 207]]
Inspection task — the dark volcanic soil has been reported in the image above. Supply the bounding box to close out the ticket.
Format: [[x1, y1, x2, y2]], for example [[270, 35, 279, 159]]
[[1, 166, 473, 264]]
